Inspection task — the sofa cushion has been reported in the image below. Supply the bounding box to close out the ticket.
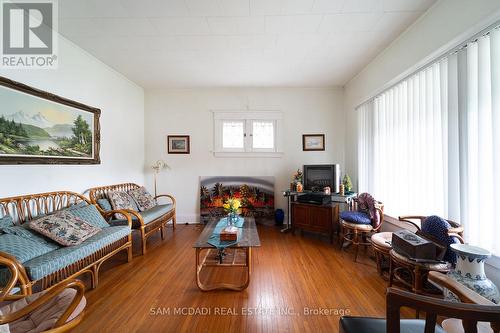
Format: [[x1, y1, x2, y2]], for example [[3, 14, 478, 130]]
[[1, 285, 86, 333], [340, 211, 372, 225], [97, 198, 112, 212], [108, 191, 138, 219], [64, 201, 88, 211], [422, 215, 460, 264], [23, 226, 131, 281], [0, 309, 9, 333], [29, 211, 101, 247], [68, 205, 109, 229], [128, 186, 156, 211], [0, 234, 55, 264], [111, 204, 173, 227], [1, 225, 59, 249], [0, 215, 14, 233]]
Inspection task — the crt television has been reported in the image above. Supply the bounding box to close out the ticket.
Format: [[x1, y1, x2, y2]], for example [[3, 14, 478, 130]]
[[303, 164, 340, 193]]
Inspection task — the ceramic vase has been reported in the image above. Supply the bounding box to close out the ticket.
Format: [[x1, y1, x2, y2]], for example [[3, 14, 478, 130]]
[[444, 244, 499, 304], [227, 212, 238, 226]]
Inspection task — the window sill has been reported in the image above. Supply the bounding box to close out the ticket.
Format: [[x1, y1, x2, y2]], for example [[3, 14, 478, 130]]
[[213, 151, 284, 158]]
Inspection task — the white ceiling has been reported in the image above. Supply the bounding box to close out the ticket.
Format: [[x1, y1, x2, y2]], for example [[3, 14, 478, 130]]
[[58, 0, 436, 88]]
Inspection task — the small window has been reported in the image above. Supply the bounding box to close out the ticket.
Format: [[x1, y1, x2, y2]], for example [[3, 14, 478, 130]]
[[222, 121, 244, 149], [252, 121, 274, 149], [213, 111, 283, 157]]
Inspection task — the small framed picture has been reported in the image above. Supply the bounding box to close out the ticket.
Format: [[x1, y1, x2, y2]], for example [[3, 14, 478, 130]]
[[302, 134, 325, 151], [167, 135, 190, 154]]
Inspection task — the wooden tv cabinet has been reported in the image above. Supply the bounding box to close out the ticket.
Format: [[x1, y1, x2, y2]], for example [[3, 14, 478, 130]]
[[291, 202, 339, 243]]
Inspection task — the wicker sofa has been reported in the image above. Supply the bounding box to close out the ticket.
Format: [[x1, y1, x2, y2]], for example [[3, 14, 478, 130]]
[[89, 183, 176, 255], [0, 191, 133, 293]]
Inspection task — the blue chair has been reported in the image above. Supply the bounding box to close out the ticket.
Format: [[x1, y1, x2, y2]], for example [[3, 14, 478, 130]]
[[339, 193, 384, 262]]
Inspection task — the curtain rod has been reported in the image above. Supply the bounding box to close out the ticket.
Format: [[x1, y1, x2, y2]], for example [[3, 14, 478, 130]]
[[355, 21, 500, 110]]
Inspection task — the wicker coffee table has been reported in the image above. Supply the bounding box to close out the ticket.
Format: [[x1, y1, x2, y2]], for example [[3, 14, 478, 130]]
[[194, 217, 260, 291]]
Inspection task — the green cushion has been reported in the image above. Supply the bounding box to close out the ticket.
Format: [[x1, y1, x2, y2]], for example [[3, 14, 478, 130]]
[[68, 204, 109, 229], [0, 234, 56, 263], [97, 199, 112, 211], [1, 224, 60, 249], [140, 204, 173, 224], [112, 204, 173, 226], [0, 215, 14, 232], [65, 201, 89, 211], [24, 226, 131, 281]]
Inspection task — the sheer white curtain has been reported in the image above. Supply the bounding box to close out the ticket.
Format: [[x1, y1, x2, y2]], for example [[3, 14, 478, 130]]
[[357, 61, 448, 217], [356, 26, 500, 255], [448, 27, 500, 255]]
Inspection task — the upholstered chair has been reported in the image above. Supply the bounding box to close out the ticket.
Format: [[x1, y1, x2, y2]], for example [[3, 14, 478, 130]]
[[339, 272, 500, 333], [0, 255, 86, 333], [339, 193, 384, 262]]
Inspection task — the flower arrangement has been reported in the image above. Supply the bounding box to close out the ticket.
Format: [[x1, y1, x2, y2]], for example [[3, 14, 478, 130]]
[[292, 169, 303, 183], [223, 198, 241, 214]]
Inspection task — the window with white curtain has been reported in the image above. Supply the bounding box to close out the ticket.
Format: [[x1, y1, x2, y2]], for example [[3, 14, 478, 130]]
[[358, 26, 500, 255]]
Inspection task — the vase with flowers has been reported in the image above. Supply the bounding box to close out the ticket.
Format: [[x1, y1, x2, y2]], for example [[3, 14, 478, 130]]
[[292, 169, 303, 192], [223, 198, 241, 226]]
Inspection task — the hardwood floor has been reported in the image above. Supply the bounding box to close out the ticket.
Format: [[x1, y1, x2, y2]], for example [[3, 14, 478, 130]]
[[72, 224, 403, 333]]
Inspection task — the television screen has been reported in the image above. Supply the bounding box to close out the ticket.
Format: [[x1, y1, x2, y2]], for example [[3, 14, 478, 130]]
[[303, 164, 340, 193]]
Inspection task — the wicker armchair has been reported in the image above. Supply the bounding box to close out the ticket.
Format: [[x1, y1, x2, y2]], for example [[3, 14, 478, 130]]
[[89, 183, 176, 255], [0, 256, 86, 333], [388, 215, 465, 295], [339, 193, 384, 262]]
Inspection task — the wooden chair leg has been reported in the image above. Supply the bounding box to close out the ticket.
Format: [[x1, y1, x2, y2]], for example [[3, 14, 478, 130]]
[[338, 225, 344, 250], [141, 228, 147, 255], [127, 245, 132, 262], [375, 251, 382, 276], [389, 257, 394, 287], [172, 215, 176, 230], [160, 226, 165, 240], [354, 230, 360, 262]]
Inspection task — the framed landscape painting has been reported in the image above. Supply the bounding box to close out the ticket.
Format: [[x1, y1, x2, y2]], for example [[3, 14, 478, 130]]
[[0, 76, 100, 164], [167, 135, 190, 154], [302, 134, 325, 151]]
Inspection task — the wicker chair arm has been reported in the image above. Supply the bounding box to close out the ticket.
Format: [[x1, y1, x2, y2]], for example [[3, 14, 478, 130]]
[[0, 254, 19, 301], [448, 225, 464, 235], [373, 206, 385, 231], [0, 279, 85, 326], [101, 209, 134, 228], [154, 194, 176, 207], [398, 216, 424, 231], [0, 252, 31, 298]]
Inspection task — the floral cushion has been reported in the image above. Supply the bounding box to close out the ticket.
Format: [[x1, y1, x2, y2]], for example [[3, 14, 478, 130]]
[[29, 211, 101, 247], [128, 187, 156, 211], [108, 191, 138, 219]]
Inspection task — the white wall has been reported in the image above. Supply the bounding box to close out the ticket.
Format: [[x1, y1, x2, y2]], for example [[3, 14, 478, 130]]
[[343, 0, 500, 285], [145, 88, 344, 222], [0, 36, 145, 197]]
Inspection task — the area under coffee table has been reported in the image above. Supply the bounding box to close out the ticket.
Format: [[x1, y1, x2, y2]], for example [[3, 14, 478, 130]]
[[193, 217, 261, 291]]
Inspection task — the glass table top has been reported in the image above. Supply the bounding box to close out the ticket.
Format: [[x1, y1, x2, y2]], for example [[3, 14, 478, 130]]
[[193, 216, 261, 248]]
